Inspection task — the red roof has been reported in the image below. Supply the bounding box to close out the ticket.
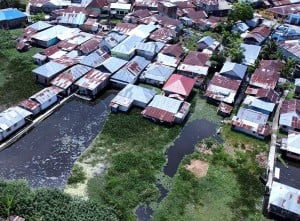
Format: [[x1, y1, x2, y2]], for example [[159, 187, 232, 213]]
[[163, 74, 196, 97], [19, 99, 40, 111], [142, 106, 175, 123], [161, 43, 184, 58], [250, 69, 280, 89]]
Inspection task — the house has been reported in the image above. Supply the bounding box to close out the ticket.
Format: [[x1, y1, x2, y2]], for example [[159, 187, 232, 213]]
[[138, 14, 183, 32], [86, 0, 109, 17], [31, 25, 77, 47], [279, 40, 300, 63], [82, 18, 99, 32], [244, 25, 272, 45], [0, 106, 32, 142], [197, 0, 218, 13], [57, 32, 94, 52], [0, 8, 27, 29], [232, 22, 249, 33], [23, 21, 52, 39], [156, 53, 181, 68], [80, 49, 110, 68], [205, 73, 241, 104], [111, 35, 144, 60], [57, 12, 87, 27], [295, 78, 300, 94], [134, 0, 158, 11], [110, 2, 132, 18], [242, 94, 277, 116], [177, 51, 210, 79], [142, 95, 191, 124], [99, 31, 126, 52], [267, 4, 300, 19], [98, 57, 127, 74], [268, 182, 300, 220], [158, 2, 177, 19], [110, 56, 150, 88], [77, 36, 103, 55], [161, 43, 185, 58], [280, 130, 300, 160], [30, 86, 63, 111], [241, 43, 261, 66], [279, 99, 300, 132], [29, 0, 50, 14], [127, 24, 157, 39], [272, 24, 300, 42], [219, 62, 247, 80], [249, 69, 280, 90], [18, 99, 41, 116], [197, 35, 220, 52], [75, 69, 110, 98], [113, 23, 137, 35], [140, 63, 175, 86], [162, 74, 196, 100], [183, 8, 207, 20], [39, 0, 70, 14], [231, 107, 271, 139], [149, 27, 177, 43], [123, 9, 152, 23], [110, 84, 156, 112], [135, 41, 164, 60], [33, 61, 68, 85], [50, 64, 92, 96]]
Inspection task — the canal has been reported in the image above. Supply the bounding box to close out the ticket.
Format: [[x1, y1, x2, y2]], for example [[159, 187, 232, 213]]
[[0, 91, 115, 188]]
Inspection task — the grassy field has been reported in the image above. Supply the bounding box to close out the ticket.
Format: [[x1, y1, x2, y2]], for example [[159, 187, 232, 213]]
[[0, 29, 43, 108]]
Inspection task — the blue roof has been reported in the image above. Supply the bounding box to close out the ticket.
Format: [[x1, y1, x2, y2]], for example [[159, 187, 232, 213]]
[[0, 8, 27, 21]]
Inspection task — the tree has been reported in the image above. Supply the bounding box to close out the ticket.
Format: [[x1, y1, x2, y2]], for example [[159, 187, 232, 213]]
[[227, 46, 245, 63], [228, 2, 254, 22], [260, 39, 283, 60], [281, 57, 298, 79], [210, 50, 226, 71]]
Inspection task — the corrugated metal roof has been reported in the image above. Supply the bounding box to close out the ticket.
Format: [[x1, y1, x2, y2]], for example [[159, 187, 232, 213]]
[[147, 95, 182, 114], [269, 181, 300, 214], [100, 57, 127, 73], [116, 84, 156, 104], [75, 69, 110, 90], [26, 21, 52, 31], [127, 24, 157, 39], [78, 36, 103, 54], [0, 107, 32, 131], [141, 63, 174, 82], [30, 86, 63, 105], [80, 50, 110, 68], [249, 69, 280, 89], [32, 61, 67, 78], [241, 43, 261, 66], [285, 130, 300, 154], [220, 62, 247, 80], [18, 99, 41, 111], [31, 25, 74, 41], [142, 106, 175, 123], [280, 99, 300, 129], [243, 95, 276, 112], [51, 64, 92, 89], [110, 2, 131, 10], [111, 34, 144, 54], [58, 12, 86, 25], [111, 56, 150, 84], [0, 8, 26, 21], [163, 74, 196, 97], [149, 27, 177, 43], [156, 53, 180, 68], [182, 51, 211, 67]]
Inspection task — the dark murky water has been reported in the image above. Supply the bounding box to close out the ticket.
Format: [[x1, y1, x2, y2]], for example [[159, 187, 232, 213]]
[[136, 119, 220, 221], [163, 119, 219, 177], [0, 92, 115, 188]]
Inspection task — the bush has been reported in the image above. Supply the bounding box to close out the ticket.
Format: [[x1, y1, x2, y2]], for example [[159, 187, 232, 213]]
[[67, 164, 86, 185]]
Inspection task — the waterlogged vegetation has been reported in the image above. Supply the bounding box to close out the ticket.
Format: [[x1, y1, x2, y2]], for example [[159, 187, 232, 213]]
[[0, 179, 119, 221], [0, 29, 42, 107], [77, 108, 181, 219], [152, 139, 267, 221]]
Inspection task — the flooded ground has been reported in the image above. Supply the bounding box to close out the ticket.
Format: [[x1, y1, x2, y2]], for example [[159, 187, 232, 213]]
[[136, 119, 220, 221], [0, 91, 115, 188], [164, 119, 219, 177]]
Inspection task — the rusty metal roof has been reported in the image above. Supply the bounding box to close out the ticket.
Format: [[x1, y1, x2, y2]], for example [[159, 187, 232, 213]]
[[77, 36, 103, 55], [217, 102, 233, 114], [50, 64, 92, 89], [259, 59, 283, 72], [256, 88, 279, 103], [161, 43, 184, 58], [18, 99, 40, 111], [75, 69, 110, 91], [30, 86, 63, 104], [113, 23, 137, 35], [267, 4, 300, 16], [249, 69, 280, 89], [80, 50, 110, 68], [149, 27, 177, 43], [142, 106, 175, 123], [182, 51, 211, 66]]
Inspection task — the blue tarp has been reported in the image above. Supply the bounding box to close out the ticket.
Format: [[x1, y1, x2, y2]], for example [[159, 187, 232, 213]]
[[0, 8, 27, 21]]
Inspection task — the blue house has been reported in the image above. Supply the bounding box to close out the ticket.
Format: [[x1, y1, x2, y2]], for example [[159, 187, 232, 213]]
[[0, 8, 27, 29]]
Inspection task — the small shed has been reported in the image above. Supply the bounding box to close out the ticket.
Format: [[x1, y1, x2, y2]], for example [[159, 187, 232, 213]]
[[217, 102, 233, 117], [75, 69, 110, 98]]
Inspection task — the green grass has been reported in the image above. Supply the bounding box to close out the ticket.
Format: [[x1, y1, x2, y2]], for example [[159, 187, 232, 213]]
[[152, 144, 267, 221], [82, 109, 181, 220], [0, 29, 43, 106]]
